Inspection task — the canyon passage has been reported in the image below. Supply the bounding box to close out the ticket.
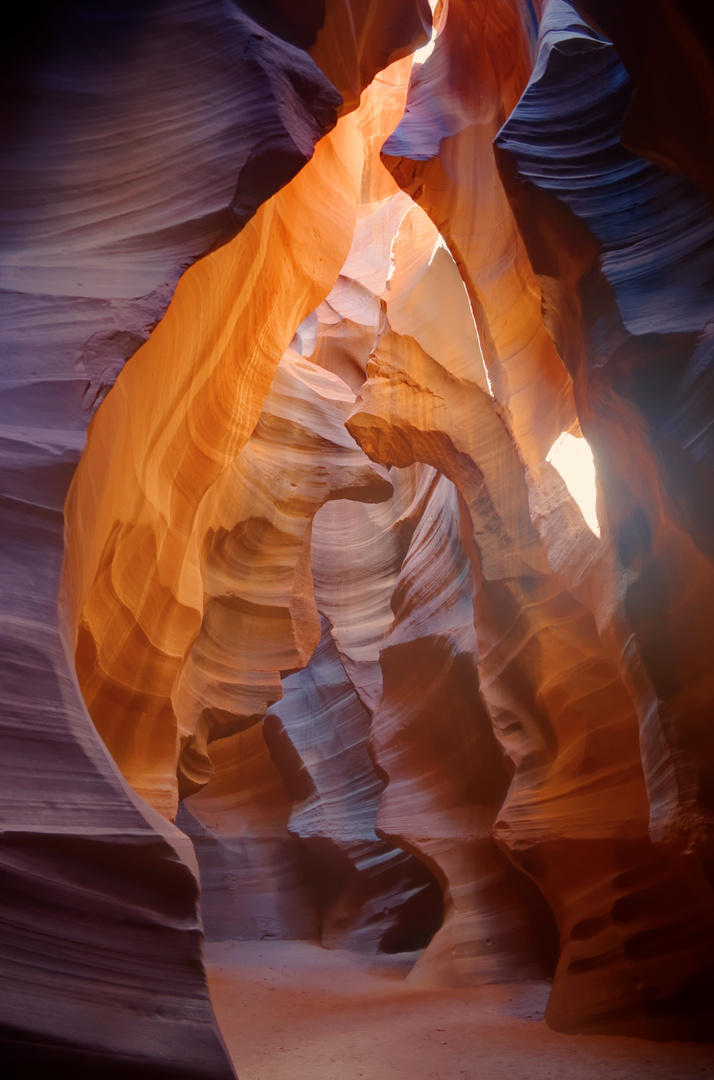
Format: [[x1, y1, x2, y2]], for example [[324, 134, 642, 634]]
[[2, 2, 714, 1077]]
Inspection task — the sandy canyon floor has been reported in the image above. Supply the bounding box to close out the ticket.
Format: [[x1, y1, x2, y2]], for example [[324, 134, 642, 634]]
[[206, 941, 714, 1080]]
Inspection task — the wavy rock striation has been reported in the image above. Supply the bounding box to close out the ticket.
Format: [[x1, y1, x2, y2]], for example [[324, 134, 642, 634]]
[[177, 722, 323, 944], [373, 0, 714, 1039], [2, 0, 714, 1068], [494, 0, 714, 1036], [373, 467, 560, 986], [0, 2, 428, 1073], [264, 613, 441, 952]]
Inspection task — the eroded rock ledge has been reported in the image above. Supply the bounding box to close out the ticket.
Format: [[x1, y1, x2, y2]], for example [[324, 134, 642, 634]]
[[2, 0, 713, 1072]]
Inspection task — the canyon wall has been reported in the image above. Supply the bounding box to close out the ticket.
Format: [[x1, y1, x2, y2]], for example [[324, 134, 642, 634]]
[[1, 0, 713, 1071], [0, 2, 428, 1073]]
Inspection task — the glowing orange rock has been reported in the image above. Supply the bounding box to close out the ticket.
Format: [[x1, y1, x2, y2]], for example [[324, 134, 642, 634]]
[[373, 0, 714, 1037], [67, 75, 396, 818]]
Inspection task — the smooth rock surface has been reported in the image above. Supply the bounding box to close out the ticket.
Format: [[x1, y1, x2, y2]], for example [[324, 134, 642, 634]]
[[3, 0, 714, 1069], [0, 4, 427, 1072]]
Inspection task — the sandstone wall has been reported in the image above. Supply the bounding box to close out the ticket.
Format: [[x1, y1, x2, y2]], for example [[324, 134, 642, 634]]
[[2, 0, 713, 1069]]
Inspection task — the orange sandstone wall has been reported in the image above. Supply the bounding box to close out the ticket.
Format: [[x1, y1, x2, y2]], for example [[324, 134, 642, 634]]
[[67, 110, 369, 818], [373, 0, 714, 1038]]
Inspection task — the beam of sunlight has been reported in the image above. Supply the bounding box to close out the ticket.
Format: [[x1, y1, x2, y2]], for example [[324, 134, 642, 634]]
[[546, 432, 600, 538], [412, 0, 439, 66], [413, 34, 436, 65]]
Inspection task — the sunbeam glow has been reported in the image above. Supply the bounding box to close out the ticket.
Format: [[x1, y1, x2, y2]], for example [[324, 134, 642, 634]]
[[546, 432, 600, 538], [412, 0, 438, 65], [412, 34, 436, 65]]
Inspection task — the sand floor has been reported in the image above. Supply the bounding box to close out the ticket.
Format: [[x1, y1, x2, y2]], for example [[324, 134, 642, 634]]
[[206, 940, 714, 1080]]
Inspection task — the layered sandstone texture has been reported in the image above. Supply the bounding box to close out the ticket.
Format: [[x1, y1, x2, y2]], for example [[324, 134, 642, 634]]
[[1, 0, 714, 1073], [0, 2, 429, 1075]]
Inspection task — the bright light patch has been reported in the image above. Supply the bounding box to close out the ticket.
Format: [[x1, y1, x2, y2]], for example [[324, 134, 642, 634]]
[[546, 432, 600, 538], [412, 0, 438, 65], [461, 285, 492, 396], [428, 233, 449, 264], [413, 34, 436, 65]]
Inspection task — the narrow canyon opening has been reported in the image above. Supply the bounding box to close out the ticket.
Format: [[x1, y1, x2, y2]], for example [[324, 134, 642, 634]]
[[67, 72, 564, 990]]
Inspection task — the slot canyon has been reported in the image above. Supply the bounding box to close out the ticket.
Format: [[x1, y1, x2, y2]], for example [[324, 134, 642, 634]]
[[2, 1, 714, 1076]]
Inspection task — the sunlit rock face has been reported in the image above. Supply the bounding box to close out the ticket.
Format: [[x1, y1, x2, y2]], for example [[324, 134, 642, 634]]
[[375, 0, 714, 1040], [2, 0, 714, 1070], [0, 1, 429, 1073]]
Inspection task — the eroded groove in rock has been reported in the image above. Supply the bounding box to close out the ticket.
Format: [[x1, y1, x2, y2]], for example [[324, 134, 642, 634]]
[[1, 3, 424, 1070], [496, 0, 714, 859], [311, 0, 432, 114], [345, 305, 676, 1022], [177, 723, 322, 943], [381, 0, 577, 468], [1, 0, 355, 1069], [165, 350, 392, 802], [373, 469, 560, 986], [572, 0, 714, 209], [310, 465, 425, 711], [170, 347, 406, 939], [67, 89, 378, 818], [264, 613, 442, 952], [370, 0, 714, 1038], [1, 0, 344, 436]]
